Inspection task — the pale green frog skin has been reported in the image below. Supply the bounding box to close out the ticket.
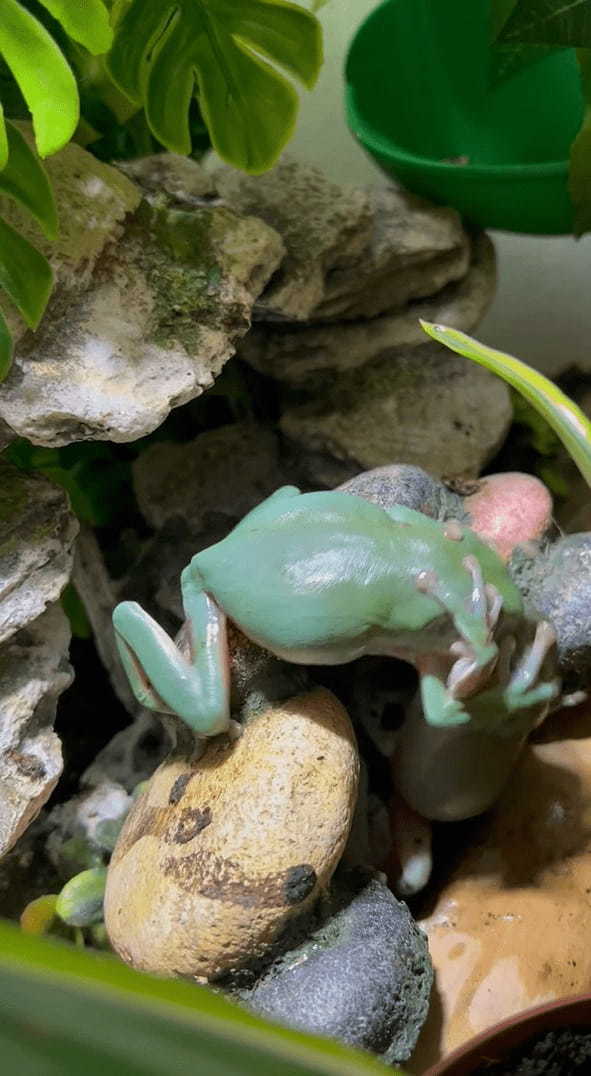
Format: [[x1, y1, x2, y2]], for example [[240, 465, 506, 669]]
[[113, 486, 560, 740]]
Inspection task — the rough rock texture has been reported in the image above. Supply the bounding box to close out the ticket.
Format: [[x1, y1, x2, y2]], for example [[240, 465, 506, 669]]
[[118, 153, 217, 205], [240, 234, 495, 385], [105, 689, 359, 980], [520, 533, 591, 688], [338, 463, 462, 520], [0, 462, 77, 855], [410, 704, 591, 1072], [280, 342, 511, 483], [243, 869, 433, 1064], [133, 422, 286, 532], [46, 780, 132, 878], [0, 147, 284, 446], [216, 157, 470, 322], [0, 461, 78, 644], [0, 606, 72, 857]]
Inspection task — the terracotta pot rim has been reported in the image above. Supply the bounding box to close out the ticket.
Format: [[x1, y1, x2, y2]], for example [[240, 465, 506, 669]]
[[422, 991, 591, 1075]]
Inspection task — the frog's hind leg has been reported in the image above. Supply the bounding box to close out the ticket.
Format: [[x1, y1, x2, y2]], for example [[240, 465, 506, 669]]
[[113, 569, 230, 736]]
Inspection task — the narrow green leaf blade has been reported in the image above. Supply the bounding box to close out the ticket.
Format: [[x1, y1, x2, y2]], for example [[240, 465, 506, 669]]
[[0, 922, 398, 1075], [0, 103, 8, 169], [37, 0, 113, 54], [0, 0, 79, 155], [0, 308, 14, 381], [499, 0, 591, 47], [0, 122, 58, 238], [421, 320, 591, 487], [0, 216, 53, 328]]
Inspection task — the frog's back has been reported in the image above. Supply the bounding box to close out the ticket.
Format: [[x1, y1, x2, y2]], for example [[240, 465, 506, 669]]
[[193, 490, 402, 653]]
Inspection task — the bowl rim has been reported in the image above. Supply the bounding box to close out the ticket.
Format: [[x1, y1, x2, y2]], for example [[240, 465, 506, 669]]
[[344, 0, 571, 180], [422, 991, 591, 1075]]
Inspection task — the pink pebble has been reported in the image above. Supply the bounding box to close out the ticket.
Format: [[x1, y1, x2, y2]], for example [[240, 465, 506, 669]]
[[463, 472, 553, 561]]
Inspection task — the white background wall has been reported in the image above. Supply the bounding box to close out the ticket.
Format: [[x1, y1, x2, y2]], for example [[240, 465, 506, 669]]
[[291, 0, 591, 376]]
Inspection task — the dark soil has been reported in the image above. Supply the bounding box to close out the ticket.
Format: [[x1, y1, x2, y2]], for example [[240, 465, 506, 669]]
[[473, 1027, 591, 1074]]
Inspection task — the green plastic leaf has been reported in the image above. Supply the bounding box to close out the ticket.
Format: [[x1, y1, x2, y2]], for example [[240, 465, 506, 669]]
[[37, 0, 113, 54], [0, 121, 58, 239], [0, 921, 398, 1075], [0, 309, 13, 379], [56, 868, 108, 927], [421, 321, 591, 488], [0, 0, 79, 156], [108, 0, 323, 172], [499, 0, 591, 47], [0, 215, 53, 328]]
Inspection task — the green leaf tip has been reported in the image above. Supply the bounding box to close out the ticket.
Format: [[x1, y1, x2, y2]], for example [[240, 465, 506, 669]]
[[420, 320, 591, 488]]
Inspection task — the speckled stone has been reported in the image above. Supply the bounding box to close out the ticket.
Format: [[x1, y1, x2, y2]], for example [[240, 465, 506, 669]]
[[105, 688, 359, 980], [243, 869, 433, 1064]]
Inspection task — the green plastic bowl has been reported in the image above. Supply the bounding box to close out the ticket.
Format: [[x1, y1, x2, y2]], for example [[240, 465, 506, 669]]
[[345, 0, 584, 234]]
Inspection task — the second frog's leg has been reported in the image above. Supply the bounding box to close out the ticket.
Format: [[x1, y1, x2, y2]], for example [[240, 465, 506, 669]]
[[112, 568, 230, 736]]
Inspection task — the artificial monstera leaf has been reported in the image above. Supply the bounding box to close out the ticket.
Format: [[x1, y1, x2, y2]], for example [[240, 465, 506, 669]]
[[0, 121, 57, 379], [108, 0, 323, 172], [497, 0, 591, 47], [0, 920, 399, 1076], [421, 321, 591, 488], [0, 0, 112, 159]]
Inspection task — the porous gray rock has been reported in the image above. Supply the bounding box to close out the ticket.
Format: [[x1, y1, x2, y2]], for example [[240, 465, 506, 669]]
[[0, 605, 72, 857], [118, 153, 217, 206], [133, 422, 286, 532], [46, 780, 132, 878], [0, 146, 284, 447], [281, 341, 511, 483], [0, 460, 78, 644], [215, 157, 469, 322], [523, 532, 591, 688], [338, 463, 463, 519], [243, 869, 433, 1064], [239, 233, 495, 385]]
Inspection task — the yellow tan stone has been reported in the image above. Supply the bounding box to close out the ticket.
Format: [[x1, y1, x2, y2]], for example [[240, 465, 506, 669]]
[[105, 688, 359, 981]]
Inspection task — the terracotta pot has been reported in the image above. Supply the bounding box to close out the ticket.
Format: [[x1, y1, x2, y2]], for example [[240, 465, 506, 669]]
[[421, 994, 591, 1075]]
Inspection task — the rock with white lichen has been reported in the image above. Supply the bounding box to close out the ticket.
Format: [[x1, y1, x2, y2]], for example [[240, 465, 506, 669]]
[[0, 605, 72, 857], [215, 157, 471, 323], [0, 145, 284, 447], [0, 461, 77, 856]]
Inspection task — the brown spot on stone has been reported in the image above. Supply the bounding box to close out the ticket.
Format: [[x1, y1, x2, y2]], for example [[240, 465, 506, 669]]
[[171, 807, 212, 844], [168, 773, 193, 805], [5, 750, 46, 780], [163, 850, 319, 909], [283, 864, 317, 904]]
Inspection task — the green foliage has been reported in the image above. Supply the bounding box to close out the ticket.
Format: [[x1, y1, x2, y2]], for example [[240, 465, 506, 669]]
[[4, 438, 132, 526], [107, 0, 322, 173], [492, 0, 591, 232], [0, 920, 399, 1075], [421, 320, 591, 489], [0, 122, 57, 378], [0, 0, 322, 377], [56, 868, 108, 927]]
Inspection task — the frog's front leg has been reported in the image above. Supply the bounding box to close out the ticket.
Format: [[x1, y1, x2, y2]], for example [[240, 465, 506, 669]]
[[503, 620, 560, 715], [112, 568, 230, 736]]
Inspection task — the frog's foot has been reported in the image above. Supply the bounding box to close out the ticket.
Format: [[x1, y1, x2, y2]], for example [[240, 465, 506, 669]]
[[503, 620, 561, 713], [420, 670, 470, 728]]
